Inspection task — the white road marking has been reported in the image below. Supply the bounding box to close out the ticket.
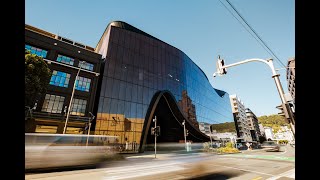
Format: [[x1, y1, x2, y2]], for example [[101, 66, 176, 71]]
[[266, 168, 295, 180], [210, 164, 275, 177], [103, 161, 185, 179]]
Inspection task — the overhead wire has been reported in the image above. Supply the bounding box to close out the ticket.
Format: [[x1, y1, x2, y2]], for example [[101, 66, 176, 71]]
[[220, 0, 287, 68]]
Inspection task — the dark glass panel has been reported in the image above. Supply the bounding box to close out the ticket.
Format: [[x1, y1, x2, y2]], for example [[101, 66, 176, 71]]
[[137, 85, 143, 104], [120, 64, 128, 81], [123, 48, 130, 64], [116, 45, 124, 61], [117, 100, 125, 115], [111, 28, 119, 44], [131, 84, 138, 103], [114, 61, 122, 80], [136, 103, 143, 119], [125, 83, 132, 102], [104, 78, 113, 98], [124, 101, 131, 118], [118, 30, 125, 45], [138, 68, 144, 86], [110, 99, 118, 115], [119, 80, 126, 100], [130, 102, 137, 118], [127, 67, 134, 84], [124, 33, 131, 49], [107, 60, 116, 78], [112, 79, 120, 99], [143, 87, 149, 105]]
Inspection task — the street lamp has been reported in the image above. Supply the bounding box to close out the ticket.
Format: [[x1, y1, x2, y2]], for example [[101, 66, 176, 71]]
[[86, 112, 95, 147], [63, 61, 85, 134], [214, 56, 295, 135], [182, 120, 187, 150]]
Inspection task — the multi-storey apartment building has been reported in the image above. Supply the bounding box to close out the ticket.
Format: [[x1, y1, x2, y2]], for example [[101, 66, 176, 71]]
[[246, 108, 261, 142], [229, 94, 252, 142]]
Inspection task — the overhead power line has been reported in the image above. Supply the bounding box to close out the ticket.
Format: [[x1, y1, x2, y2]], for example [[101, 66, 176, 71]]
[[219, 0, 286, 68]]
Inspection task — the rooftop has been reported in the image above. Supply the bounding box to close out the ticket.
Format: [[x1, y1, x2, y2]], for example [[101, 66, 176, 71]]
[[25, 24, 95, 52]]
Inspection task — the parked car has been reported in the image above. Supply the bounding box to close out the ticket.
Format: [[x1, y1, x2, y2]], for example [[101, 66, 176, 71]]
[[261, 141, 280, 152]]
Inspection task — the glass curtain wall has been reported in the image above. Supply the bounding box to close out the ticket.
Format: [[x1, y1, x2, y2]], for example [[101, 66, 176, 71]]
[[95, 23, 233, 152]]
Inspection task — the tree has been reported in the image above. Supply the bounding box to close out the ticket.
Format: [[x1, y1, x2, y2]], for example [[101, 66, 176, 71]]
[[25, 50, 52, 108]]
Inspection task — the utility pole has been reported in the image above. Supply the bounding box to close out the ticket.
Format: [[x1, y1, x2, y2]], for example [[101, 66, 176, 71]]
[[214, 56, 295, 136]]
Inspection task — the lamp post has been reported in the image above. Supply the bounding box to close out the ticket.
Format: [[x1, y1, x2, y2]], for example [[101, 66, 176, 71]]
[[214, 57, 295, 136], [63, 61, 85, 134], [86, 112, 95, 147], [182, 120, 187, 150]]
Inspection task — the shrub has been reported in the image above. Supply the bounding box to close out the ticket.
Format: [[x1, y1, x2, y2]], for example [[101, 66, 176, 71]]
[[225, 142, 234, 148], [216, 147, 240, 154], [203, 142, 211, 152]]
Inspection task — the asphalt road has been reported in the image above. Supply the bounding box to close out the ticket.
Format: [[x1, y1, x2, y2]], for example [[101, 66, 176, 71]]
[[25, 145, 295, 180]]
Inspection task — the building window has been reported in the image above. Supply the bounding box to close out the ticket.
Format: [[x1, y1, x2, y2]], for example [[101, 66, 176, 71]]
[[70, 98, 87, 116], [56, 54, 75, 66], [49, 70, 71, 87], [41, 94, 65, 113], [25, 44, 48, 58], [79, 61, 94, 71], [75, 76, 91, 92]]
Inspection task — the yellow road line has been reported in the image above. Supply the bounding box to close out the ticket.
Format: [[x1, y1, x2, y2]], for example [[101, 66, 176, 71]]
[[252, 177, 263, 180]]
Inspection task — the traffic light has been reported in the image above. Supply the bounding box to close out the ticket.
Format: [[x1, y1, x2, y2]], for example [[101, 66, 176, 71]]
[[151, 127, 155, 135], [156, 126, 160, 136], [276, 103, 290, 123], [216, 55, 227, 75], [186, 130, 189, 136]]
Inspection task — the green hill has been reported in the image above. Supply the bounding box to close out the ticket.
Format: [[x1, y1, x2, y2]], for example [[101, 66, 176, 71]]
[[258, 114, 290, 133], [211, 122, 236, 133]]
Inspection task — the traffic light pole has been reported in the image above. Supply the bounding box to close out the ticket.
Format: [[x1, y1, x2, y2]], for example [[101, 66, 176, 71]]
[[153, 116, 157, 159], [215, 58, 295, 136]]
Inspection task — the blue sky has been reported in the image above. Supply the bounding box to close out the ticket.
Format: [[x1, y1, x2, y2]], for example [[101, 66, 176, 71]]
[[25, 0, 295, 117]]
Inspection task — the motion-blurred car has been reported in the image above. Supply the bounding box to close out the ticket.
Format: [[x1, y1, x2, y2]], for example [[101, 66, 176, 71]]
[[261, 141, 280, 152], [25, 133, 119, 171], [290, 141, 295, 148]]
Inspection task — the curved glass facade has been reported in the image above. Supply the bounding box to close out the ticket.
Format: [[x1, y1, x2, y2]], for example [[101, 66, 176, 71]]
[[94, 21, 233, 151]]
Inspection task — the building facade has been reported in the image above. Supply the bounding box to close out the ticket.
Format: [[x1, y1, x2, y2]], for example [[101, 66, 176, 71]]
[[258, 124, 266, 138], [229, 94, 252, 142], [25, 25, 102, 134], [245, 108, 261, 142], [94, 21, 234, 152], [25, 21, 235, 153], [273, 126, 294, 143], [264, 127, 274, 141], [286, 57, 295, 103]]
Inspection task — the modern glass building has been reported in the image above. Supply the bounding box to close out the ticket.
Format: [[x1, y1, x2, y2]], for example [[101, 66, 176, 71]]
[[94, 21, 234, 152]]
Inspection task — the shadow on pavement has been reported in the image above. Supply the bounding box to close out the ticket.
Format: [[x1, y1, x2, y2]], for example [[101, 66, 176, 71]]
[[186, 171, 243, 180]]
